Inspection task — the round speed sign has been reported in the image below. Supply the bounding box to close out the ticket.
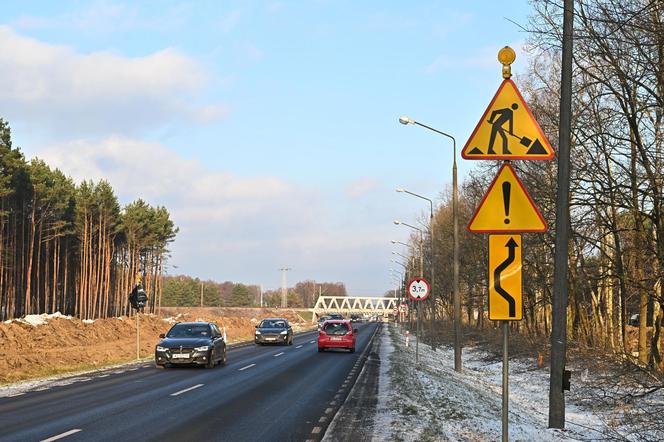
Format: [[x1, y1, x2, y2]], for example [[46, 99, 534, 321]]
[[407, 278, 430, 301]]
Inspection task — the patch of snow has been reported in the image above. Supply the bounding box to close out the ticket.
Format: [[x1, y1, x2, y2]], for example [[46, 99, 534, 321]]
[[375, 324, 612, 441], [82, 319, 95, 324], [7, 312, 73, 327]]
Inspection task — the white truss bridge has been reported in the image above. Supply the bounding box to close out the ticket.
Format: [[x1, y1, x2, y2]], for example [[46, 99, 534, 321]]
[[312, 296, 398, 317]]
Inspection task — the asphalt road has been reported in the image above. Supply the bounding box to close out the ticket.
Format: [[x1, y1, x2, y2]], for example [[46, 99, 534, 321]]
[[0, 322, 380, 442]]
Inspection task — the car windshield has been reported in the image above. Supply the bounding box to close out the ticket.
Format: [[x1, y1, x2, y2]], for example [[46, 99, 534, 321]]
[[260, 320, 286, 328], [167, 324, 210, 338], [324, 322, 349, 336]]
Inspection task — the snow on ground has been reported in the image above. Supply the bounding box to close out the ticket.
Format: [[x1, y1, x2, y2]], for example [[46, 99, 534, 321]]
[[4, 312, 73, 326], [373, 323, 614, 441]]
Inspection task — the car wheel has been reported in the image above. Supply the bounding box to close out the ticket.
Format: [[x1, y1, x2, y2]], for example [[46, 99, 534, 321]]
[[220, 347, 227, 366], [288, 336, 293, 345], [350, 347, 355, 353], [206, 350, 216, 369], [155, 362, 165, 369]]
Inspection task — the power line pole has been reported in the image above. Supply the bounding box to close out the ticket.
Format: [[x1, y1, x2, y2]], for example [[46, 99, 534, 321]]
[[200, 281, 204, 308], [549, 0, 574, 429], [279, 267, 291, 308]]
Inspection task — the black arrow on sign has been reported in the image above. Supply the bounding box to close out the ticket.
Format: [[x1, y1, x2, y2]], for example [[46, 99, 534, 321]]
[[494, 237, 518, 317]]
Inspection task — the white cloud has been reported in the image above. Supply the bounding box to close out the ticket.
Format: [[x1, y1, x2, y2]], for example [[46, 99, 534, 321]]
[[345, 177, 381, 198], [426, 40, 529, 75], [11, 1, 192, 33], [37, 136, 303, 221], [219, 9, 243, 33], [426, 46, 498, 74], [0, 26, 223, 135], [33, 136, 393, 292]]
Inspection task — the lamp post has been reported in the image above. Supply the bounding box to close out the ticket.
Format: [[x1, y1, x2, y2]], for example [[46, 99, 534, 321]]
[[395, 219, 426, 362], [397, 187, 437, 351], [399, 116, 461, 372]]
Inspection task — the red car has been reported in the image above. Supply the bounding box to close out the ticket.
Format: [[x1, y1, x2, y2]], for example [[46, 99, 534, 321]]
[[318, 320, 356, 353]]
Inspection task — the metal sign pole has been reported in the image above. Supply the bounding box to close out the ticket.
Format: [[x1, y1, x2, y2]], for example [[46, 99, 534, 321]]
[[416, 303, 420, 363], [502, 321, 509, 441], [136, 312, 140, 361]]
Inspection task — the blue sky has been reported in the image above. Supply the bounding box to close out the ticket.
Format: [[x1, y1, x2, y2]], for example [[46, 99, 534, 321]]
[[0, 1, 534, 294]]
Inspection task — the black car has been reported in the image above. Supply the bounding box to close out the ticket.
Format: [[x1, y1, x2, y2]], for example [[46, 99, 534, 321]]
[[255, 318, 293, 345], [155, 322, 227, 369]]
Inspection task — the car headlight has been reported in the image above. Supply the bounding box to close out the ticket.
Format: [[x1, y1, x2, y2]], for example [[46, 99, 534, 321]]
[[255, 330, 261, 335], [194, 345, 209, 352], [156, 346, 168, 352], [280, 330, 288, 335]]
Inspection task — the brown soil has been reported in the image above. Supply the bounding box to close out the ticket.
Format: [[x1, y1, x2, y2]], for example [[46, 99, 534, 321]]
[[0, 307, 312, 385]]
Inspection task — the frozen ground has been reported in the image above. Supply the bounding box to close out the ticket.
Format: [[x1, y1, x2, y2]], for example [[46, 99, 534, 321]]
[[372, 323, 663, 441]]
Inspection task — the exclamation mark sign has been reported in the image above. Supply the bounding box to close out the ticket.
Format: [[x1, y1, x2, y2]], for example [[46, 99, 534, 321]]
[[502, 181, 511, 224]]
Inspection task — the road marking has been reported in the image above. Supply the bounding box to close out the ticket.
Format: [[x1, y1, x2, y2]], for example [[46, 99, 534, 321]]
[[273, 352, 285, 357], [98, 374, 110, 378], [325, 407, 333, 414], [170, 384, 204, 397], [311, 427, 322, 434], [319, 416, 327, 423], [296, 345, 303, 349], [239, 364, 256, 371], [40, 429, 82, 442], [309, 340, 315, 344]]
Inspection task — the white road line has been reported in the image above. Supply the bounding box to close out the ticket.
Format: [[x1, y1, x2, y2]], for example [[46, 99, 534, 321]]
[[239, 364, 256, 371], [40, 428, 82, 442], [295, 345, 303, 349], [318, 416, 327, 423], [273, 352, 285, 357], [309, 340, 315, 344], [325, 407, 333, 414], [98, 374, 110, 378], [170, 384, 204, 397], [311, 427, 322, 434]]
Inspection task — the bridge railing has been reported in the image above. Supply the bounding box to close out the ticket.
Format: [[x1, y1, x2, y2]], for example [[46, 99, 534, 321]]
[[312, 296, 398, 317]]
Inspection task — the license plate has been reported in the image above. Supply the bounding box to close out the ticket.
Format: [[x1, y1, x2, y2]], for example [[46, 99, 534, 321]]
[[331, 337, 342, 341], [171, 353, 190, 359], [265, 337, 276, 341]]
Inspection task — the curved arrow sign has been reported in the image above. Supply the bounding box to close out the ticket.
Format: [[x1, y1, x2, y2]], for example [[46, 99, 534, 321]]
[[488, 234, 522, 320]]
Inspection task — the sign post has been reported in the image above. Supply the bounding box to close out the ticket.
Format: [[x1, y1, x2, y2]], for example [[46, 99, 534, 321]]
[[407, 277, 430, 363], [463, 46, 552, 442]]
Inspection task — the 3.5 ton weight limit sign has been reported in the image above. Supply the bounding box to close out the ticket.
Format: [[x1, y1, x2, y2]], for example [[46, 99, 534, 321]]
[[407, 278, 430, 302]]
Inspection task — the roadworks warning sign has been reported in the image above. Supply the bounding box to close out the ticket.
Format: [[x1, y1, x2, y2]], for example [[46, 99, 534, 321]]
[[462, 79, 554, 160]]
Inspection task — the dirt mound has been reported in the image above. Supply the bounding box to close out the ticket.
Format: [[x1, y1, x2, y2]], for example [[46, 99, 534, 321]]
[[0, 308, 312, 385]]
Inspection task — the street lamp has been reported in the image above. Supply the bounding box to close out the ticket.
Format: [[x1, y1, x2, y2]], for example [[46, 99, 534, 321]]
[[391, 250, 410, 260], [399, 115, 461, 373], [394, 220, 424, 277], [396, 187, 437, 350]]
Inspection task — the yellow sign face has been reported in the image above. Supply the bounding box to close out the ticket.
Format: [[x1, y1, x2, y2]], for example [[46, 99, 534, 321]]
[[462, 79, 554, 160], [468, 164, 547, 233], [488, 234, 522, 321]]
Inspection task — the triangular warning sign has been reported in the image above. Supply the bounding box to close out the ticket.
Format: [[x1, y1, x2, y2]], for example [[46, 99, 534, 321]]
[[462, 79, 554, 160], [468, 164, 547, 233]]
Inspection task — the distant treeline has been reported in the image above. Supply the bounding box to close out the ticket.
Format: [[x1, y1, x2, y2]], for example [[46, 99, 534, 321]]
[[162, 276, 346, 308], [0, 119, 177, 320]]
